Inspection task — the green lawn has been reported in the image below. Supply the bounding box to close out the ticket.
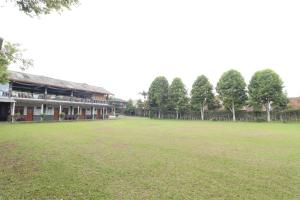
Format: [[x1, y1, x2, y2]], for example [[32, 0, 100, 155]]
[[0, 118, 300, 199]]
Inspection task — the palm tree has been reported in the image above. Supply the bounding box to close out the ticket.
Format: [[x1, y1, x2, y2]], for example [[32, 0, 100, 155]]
[[139, 91, 148, 101], [139, 91, 148, 116]]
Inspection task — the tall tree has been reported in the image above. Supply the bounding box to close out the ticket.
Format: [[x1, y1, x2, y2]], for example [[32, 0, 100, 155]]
[[124, 99, 136, 116], [139, 91, 148, 101], [6, 0, 79, 16], [216, 70, 247, 121], [138, 90, 148, 116], [148, 76, 169, 119], [0, 42, 33, 83], [248, 69, 285, 122], [191, 75, 214, 120], [168, 78, 188, 119]]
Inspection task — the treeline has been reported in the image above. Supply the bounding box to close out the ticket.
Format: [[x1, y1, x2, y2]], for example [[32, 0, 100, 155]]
[[144, 69, 288, 122]]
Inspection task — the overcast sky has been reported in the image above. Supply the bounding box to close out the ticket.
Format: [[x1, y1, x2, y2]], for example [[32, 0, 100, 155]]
[[1, 0, 300, 99]]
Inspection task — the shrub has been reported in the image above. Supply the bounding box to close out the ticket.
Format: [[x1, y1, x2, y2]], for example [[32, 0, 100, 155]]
[[59, 112, 65, 120]]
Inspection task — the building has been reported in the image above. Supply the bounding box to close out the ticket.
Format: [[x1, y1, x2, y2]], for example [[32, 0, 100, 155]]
[[0, 71, 115, 122], [288, 97, 300, 110], [109, 97, 127, 114]]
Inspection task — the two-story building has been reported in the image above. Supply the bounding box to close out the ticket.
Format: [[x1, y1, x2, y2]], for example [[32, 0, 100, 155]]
[[0, 71, 115, 122]]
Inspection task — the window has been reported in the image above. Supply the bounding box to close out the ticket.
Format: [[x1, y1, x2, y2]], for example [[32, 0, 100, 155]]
[[15, 106, 24, 115]]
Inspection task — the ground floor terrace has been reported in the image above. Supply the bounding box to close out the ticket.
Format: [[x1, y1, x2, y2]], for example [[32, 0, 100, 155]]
[[0, 98, 115, 122]]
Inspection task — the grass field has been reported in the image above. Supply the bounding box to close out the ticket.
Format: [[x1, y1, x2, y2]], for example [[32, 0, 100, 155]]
[[0, 118, 300, 199]]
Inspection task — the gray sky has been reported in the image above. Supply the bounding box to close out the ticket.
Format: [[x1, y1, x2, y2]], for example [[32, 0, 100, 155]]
[[1, 0, 300, 99]]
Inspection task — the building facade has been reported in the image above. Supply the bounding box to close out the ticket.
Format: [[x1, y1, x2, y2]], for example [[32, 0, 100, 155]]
[[109, 98, 127, 115], [0, 71, 115, 122]]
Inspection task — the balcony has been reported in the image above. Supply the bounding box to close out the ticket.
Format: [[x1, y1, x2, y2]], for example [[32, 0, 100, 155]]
[[1, 90, 109, 105], [0, 90, 10, 98]]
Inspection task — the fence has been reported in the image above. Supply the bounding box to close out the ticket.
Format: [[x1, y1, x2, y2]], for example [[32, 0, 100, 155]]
[[136, 110, 300, 122]]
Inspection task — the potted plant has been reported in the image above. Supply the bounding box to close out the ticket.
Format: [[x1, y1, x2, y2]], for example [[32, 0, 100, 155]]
[[15, 112, 21, 121], [59, 112, 65, 121], [40, 113, 46, 121]]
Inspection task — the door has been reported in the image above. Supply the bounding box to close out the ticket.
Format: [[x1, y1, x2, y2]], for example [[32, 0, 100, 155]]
[[26, 107, 33, 121], [81, 108, 86, 119], [97, 109, 101, 119], [54, 108, 59, 120], [0, 103, 9, 121]]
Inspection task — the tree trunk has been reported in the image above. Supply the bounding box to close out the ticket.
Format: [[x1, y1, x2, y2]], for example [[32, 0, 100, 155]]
[[200, 107, 204, 120], [266, 101, 271, 122], [232, 102, 236, 122], [158, 110, 161, 119], [176, 110, 179, 119]]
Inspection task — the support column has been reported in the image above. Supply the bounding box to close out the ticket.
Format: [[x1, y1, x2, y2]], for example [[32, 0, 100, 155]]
[[77, 106, 80, 120], [44, 87, 48, 99], [113, 107, 116, 116], [102, 107, 105, 120], [92, 107, 95, 120], [11, 102, 15, 122], [59, 105, 62, 121], [40, 104, 44, 121], [70, 90, 74, 101], [9, 82, 12, 97]]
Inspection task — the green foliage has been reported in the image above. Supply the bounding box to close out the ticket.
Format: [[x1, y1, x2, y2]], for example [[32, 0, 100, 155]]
[[0, 42, 33, 83], [168, 78, 189, 113], [273, 92, 288, 111], [125, 99, 136, 115], [207, 96, 221, 110], [8, 0, 79, 16], [59, 112, 65, 120], [248, 69, 286, 110], [136, 99, 144, 109], [148, 76, 169, 113], [191, 75, 214, 111], [216, 70, 247, 111], [139, 91, 148, 101]]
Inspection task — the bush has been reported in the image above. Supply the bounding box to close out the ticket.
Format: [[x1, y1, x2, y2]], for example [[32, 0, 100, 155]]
[[255, 117, 267, 122], [59, 112, 65, 120]]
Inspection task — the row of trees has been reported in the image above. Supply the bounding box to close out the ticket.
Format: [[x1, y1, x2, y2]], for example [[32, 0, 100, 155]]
[[148, 69, 287, 122]]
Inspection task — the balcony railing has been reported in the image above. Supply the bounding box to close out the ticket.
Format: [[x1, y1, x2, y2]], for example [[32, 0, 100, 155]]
[[0, 90, 10, 97], [0, 90, 109, 105]]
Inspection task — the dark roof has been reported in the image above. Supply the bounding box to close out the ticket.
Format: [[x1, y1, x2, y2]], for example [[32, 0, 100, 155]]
[[8, 71, 113, 95]]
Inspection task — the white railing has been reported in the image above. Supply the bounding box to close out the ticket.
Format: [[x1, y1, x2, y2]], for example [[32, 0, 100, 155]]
[[5, 91, 109, 104]]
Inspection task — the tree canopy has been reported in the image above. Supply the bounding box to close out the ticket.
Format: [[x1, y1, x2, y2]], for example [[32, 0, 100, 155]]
[[124, 99, 136, 116], [216, 69, 247, 121], [248, 69, 286, 121], [1, 0, 78, 82], [168, 78, 188, 118], [0, 42, 33, 83], [191, 75, 214, 120], [7, 0, 79, 16], [148, 76, 169, 118]]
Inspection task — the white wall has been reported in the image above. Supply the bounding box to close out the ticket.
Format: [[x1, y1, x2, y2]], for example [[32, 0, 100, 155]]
[[34, 106, 41, 115], [23, 106, 27, 115], [86, 108, 91, 115], [46, 106, 54, 115]]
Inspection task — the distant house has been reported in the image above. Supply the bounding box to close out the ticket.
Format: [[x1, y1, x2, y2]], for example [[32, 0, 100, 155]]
[[288, 97, 300, 110], [109, 98, 127, 114], [0, 71, 115, 122]]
